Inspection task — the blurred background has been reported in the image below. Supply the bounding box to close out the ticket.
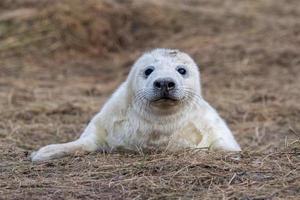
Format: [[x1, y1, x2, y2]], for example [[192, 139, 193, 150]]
[[0, 0, 299, 199]]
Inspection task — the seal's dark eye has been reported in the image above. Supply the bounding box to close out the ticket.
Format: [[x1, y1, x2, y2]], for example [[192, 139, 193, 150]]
[[144, 68, 154, 77], [177, 67, 186, 75]]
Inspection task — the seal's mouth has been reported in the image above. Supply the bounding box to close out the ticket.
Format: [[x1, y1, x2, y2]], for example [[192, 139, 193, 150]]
[[152, 96, 178, 102], [149, 96, 181, 112], [151, 92, 180, 102], [150, 94, 181, 108]]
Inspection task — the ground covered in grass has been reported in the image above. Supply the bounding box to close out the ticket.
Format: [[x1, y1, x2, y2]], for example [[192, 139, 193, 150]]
[[0, 0, 299, 199]]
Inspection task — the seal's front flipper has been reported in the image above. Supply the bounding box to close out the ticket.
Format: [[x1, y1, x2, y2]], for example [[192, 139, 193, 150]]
[[31, 137, 98, 162]]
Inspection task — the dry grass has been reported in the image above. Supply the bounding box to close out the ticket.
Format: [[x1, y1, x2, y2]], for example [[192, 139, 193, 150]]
[[0, 0, 299, 199]]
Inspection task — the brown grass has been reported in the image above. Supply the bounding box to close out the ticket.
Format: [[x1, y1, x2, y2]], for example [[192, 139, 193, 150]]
[[0, 0, 299, 199]]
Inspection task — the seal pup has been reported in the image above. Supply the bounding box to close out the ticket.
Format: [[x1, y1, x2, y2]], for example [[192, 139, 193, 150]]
[[31, 48, 241, 162]]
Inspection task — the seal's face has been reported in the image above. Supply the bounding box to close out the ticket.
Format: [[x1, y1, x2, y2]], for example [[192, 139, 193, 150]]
[[130, 49, 201, 115]]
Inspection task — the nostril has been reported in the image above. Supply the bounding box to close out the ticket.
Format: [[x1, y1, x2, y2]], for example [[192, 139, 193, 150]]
[[154, 81, 161, 89], [154, 79, 176, 91], [167, 81, 175, 89]]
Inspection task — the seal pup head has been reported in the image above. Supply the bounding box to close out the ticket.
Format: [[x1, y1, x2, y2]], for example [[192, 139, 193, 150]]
[[128, 48, 201, 118]]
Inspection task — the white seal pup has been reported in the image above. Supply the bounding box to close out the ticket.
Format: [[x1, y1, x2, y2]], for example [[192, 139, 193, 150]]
[[31, 48, 241, 162]]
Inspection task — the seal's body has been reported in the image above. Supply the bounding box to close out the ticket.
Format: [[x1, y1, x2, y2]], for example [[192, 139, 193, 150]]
[[31, 49, 241, 162]]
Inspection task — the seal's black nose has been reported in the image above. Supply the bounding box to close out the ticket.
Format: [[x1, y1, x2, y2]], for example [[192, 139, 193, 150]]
[[153, 78, 176, 92]]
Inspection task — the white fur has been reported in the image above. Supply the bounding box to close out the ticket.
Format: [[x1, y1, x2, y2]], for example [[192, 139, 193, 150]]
[[31, 49, 241, 162]]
